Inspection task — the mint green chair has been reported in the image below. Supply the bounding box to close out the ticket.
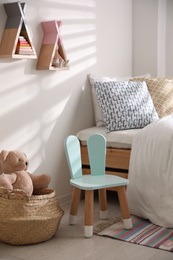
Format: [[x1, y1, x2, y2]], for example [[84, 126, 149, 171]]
[[64, 133, 132, 238]]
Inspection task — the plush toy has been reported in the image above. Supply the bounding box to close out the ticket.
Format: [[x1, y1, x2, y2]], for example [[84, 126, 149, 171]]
[[0, 150, 51, 196]]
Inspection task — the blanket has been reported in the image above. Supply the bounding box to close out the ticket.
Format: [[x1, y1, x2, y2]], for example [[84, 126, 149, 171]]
[[127, 114, 173, 228]]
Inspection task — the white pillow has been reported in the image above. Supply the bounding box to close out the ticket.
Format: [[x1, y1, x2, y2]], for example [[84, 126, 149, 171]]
[[88, 74, 117, 126], [88, 73, 151, 127]]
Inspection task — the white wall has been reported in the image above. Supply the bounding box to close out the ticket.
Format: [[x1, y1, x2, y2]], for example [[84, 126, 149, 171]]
[[166, 0, 173, 77], [133, 0, 173, 77], [0, 0, 132, 199], [132, 0, 158, 77]]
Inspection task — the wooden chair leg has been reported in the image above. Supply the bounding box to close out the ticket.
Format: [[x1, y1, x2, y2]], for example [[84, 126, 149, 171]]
[[117, 186, 132, 229], [84, 190, 94, 238], [98, 189, 108, 219], [69, 187, 81, 225]]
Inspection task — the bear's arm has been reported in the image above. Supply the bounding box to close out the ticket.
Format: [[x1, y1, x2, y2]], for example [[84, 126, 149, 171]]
[[27, 172, 51, 190]]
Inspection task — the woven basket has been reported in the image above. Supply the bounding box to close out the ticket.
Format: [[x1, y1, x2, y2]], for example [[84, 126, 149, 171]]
[[0, 188, 64, 245]]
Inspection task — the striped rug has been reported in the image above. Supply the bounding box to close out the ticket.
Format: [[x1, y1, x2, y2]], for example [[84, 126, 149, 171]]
[[98, 215, 173, 252]]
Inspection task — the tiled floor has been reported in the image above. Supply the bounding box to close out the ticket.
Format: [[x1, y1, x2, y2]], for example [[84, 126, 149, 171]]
[[0, 192, 173, 260]]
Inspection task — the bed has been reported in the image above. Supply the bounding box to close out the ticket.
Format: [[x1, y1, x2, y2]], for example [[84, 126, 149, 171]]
[[127, 114, 173, 228], [76, 74, 173, 194]]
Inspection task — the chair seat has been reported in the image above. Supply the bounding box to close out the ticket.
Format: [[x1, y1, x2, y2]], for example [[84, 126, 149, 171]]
[[70, 174, 129, 190]]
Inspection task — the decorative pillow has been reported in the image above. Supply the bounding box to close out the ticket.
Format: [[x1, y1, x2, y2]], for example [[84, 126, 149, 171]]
[[131, 77, 173, 118], [94, 81, 159, 132], [88, 74, 151, 127]]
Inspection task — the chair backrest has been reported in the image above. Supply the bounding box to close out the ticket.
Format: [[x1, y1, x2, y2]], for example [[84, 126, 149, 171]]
[[64, 135, 82, 179], [87, 133, 106, 176]]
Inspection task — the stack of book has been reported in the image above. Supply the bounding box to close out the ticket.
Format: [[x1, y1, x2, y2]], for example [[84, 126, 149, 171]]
[[16, 36, 34, 55]]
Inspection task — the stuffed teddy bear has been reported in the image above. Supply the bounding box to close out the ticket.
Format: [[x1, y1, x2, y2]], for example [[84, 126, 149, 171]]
[[0, 150, 51, 196]]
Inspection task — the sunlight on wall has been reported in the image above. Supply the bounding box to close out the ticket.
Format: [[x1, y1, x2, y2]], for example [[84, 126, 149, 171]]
[[62, 23, 96, 36], [42, 96, 70, 141], [42, 97, 70, 125], [0, 60, 32, 87], [71, 56, 97, 76], [0, 0, 97, 174], [47, 0, 96, 7], [0, 120, 41, 150], [64, 35, 96, 50], [38, 8, 96, 20], [42, 56, 96, 90], [0, 61, 39, 116], [24, 138, 42, 158], [69, 46, 96, 63], [29, 155, 42, 173], [0, 85, 39, 117]]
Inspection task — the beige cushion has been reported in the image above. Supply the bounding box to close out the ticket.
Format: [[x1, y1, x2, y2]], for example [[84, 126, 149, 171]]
[[131, 77, 173, 118], [76, 126, 142, 149]]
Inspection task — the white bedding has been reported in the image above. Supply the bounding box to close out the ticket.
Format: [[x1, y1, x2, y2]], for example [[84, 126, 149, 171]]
[[76, 126, 141, 149], [127, 114, 173, 228]]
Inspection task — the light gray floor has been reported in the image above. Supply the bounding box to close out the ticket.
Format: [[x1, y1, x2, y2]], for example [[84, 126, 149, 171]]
[[0, 192, 172, 260]]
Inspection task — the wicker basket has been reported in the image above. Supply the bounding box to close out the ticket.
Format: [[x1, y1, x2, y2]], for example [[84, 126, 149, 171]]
[[0, 188, 64, 245]]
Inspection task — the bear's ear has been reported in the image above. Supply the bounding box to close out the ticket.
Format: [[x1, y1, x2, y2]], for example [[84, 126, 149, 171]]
[[0, 150, 9, 162]]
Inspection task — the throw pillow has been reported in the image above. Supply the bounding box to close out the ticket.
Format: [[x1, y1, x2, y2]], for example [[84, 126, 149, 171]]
[[94, 81, 159, 132], [131, 77, 173, 118], [88, 74, 151, 127]]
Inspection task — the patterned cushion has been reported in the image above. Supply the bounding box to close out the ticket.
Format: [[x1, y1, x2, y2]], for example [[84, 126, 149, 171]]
[[131, 77, 173, 118], [94, 81, 159, 132], [88, 74, 151, 127]]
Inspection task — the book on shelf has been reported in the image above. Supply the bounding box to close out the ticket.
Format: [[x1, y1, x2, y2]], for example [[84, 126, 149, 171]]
[[16, 48, 34, 53], [18, 37, 29, 41], [16, 48, 33, 52], [15, 35, 34, 55], [17, 43, 31, 47], [16, 51, 34, 55], [18, 40, 29, 44], [16, 47, 32, 50]]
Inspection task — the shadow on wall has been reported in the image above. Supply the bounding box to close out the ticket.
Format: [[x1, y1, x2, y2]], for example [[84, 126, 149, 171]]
[[42, 77, 92, 192], [0, 0, 96, 194]]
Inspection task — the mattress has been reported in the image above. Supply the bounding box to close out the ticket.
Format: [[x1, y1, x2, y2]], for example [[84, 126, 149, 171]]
[[76, 127, 142, 149]]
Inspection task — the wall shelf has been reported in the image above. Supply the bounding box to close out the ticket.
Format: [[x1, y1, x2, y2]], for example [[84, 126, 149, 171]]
[[0, 2, 37, 59], [36, 20, 69, 70]]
